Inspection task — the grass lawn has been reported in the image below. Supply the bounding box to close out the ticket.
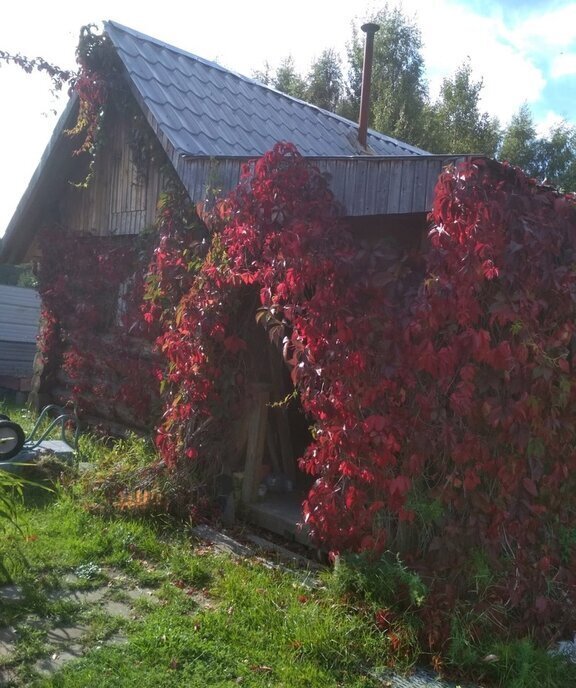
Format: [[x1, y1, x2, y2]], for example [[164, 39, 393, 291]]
[[1, 493, 390, 687], [1, 401, 575, 687]]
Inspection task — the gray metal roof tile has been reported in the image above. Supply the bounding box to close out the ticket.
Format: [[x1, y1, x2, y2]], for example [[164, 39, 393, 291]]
[[104, 20, 430, 159], [115, 30, 142, 58], [125, 54, 158, 82], [130, 74, 167, 105], [161, 86, 193, 113]]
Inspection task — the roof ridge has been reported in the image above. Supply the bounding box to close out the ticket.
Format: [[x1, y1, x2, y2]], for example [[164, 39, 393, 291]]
[[104, 20, 427, 157], [105, 20, 265, 88]]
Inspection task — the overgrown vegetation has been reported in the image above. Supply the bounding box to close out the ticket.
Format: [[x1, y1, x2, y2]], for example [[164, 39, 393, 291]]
[[0, 466, 25, 580], [0, 449, 392, 686], [36, 231, 158, 429], [0, 421, 575, 686], [31, 138, 576, 664], [138, 141, 576, 662]]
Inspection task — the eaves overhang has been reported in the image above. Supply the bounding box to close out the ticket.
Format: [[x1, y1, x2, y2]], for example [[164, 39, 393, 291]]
[[1, 95, 81, 264]]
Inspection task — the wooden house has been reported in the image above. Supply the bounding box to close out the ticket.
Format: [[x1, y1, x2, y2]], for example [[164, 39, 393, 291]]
[[0, 21, 460, 537]]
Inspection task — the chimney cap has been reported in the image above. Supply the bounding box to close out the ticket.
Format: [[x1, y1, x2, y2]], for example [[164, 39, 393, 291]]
[[361, 22, 380, 35]]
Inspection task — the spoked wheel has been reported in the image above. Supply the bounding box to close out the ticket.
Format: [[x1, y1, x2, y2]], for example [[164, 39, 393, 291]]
[[0, 420, 25, 460]]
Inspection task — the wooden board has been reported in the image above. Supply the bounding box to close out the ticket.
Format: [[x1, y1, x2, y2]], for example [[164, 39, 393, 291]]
[[241, 383, 270, 504]]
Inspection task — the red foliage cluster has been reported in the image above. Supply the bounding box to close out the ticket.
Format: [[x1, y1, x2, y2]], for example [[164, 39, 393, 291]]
[[66, 70, 108, 156], [218, 145, 423, 551], [37, 229, 158, 428], [144, 188, 258, 479], [65, 26, 122, 157], [411, 159, 576, 641], [142, 187, 207, 333], [146, 144, 576, 644]]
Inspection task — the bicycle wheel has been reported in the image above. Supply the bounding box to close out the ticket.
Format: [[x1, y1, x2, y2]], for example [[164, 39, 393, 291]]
[[0, 420, 25, 460]]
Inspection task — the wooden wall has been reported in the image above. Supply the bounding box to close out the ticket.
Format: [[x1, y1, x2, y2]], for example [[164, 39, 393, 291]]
[[58, 111, 168, 236], [177, 155, 459, 217]]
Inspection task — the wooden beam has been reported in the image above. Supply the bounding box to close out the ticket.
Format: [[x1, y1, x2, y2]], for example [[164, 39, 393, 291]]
[[267, 344, 295, 480], [241, 383, 270, 504]]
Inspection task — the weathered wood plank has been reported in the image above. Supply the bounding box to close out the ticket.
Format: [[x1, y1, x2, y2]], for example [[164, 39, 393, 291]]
[[412, 159, 427, 213], [425, 159, 443, 211], [0, 341, 37, 377], [399, 160, 416, 213], [0, 286, 40, 371], [177, 156, 463, 217], [386, 160, 403, 214], [241, 384, 270, 504], [59, 110, 166, 237], [267, 344, 295, 480]]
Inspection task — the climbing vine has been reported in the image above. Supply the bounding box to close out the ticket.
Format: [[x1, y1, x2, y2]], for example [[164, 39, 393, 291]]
[[145, 143, 576, 649], [1, 24, 124, 175], [37, 229, 158, 429]]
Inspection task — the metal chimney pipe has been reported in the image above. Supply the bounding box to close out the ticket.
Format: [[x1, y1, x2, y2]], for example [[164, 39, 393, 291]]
[[358, 22, 380, 149]]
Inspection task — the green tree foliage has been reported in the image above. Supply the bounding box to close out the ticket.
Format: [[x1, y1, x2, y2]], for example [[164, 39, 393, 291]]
[[305, 49, 343, 112], [424, 60, 500, 156], [500, 106, 576, 191], [341, 6, 428, 144], [499, 104, 539, 175], [266, 56, 307, 100], [253, 5, 576, 189], [0, 261, 36, 288], [535, 122, 576, 191]]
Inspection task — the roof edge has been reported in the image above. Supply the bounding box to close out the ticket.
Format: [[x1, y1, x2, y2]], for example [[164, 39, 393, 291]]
[[179, 153, 471, 162], [1, 95, 80, 264]]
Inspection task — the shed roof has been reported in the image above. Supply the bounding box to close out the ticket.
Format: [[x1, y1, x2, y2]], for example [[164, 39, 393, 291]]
[[1, 21, 464, 264], [104, 21, 428, 159]]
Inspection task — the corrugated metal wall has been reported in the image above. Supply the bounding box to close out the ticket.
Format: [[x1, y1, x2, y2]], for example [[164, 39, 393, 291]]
[[0, 285, 40, 378]]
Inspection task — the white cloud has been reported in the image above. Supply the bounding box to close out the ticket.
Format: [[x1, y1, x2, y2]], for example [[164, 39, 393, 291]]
[[397, 0, 546, 123], [512, 4, 576, 52], [550, 52, 576, 78], [536, 110, 569, 137]]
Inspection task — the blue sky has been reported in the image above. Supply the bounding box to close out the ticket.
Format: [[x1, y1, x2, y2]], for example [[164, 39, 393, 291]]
[[399, 0, 575, 129], [461, 0, 575, 125], [0, 0, 574, 236]]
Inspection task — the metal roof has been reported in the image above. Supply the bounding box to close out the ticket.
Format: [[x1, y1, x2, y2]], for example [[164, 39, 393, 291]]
[[104, 21, 429, 159], [1, 21, 460, 265]]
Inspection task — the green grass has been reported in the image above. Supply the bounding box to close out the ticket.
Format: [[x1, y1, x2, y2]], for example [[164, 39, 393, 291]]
[[1, 494, 384, 687], [1, 408, 575, 687]]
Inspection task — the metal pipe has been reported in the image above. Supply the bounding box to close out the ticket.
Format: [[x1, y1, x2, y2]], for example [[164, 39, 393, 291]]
[[358, 22, 380, 149]]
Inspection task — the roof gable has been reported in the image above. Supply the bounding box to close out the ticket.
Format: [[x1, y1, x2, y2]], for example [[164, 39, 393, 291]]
[[2, 22, 465, 265], [104, 21, 429, 159]]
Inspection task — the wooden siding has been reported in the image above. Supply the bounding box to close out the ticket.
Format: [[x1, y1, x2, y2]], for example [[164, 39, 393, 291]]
[[59, 112, 167, 236], [0, 285, 40, 378], [177, 155, 460, 216]]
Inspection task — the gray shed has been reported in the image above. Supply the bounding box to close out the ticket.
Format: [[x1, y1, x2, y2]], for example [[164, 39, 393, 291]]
[[0, 284, 41, 389]]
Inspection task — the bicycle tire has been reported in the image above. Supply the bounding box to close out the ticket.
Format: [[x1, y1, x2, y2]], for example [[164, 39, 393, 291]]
[[0, 420, 25, 460], [0, 414, 10, 421]]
